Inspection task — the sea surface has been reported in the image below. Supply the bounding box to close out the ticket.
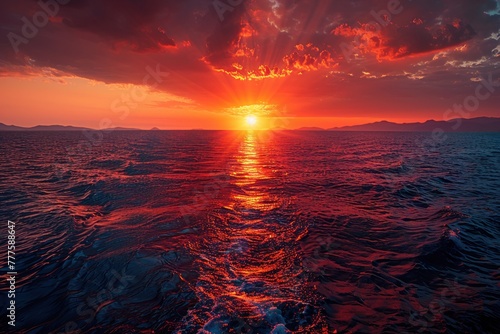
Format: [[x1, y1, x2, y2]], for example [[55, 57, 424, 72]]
[[0, 131, 499, 334]]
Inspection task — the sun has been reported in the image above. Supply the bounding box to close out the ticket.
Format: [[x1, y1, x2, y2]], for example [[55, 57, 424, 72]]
[[245, 115, 257, 127]]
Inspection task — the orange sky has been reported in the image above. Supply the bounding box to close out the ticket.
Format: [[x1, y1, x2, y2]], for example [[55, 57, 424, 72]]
[[0, 0, 499, 129]]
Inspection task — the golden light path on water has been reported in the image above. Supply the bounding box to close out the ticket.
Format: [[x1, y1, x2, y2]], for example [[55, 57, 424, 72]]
[[177, 131, 327, 333], [228, 132, 287, 285]]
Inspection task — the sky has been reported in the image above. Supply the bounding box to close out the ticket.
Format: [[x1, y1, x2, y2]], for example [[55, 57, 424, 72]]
[[0, 0, 499, 129]]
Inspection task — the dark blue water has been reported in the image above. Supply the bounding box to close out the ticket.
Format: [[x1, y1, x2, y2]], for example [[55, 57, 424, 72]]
[[0, 131, 499, 333]]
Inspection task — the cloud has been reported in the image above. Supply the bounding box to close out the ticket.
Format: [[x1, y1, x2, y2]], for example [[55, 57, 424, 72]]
[[0, 0, 498, 120], [333, 20, 476, 60], [58, 0, 177, 51]]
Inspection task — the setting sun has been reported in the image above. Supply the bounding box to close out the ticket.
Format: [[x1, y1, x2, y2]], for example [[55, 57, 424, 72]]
[[0, 0, 499, 333], [245, 115, 258, 127]]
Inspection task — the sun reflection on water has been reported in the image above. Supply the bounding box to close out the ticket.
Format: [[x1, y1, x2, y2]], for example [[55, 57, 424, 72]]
[[231, 132, 282, 212], [179, 132, 326, 332]]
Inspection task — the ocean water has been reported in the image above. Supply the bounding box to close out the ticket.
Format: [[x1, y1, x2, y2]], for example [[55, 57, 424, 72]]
[[0, 130, 499, 333]]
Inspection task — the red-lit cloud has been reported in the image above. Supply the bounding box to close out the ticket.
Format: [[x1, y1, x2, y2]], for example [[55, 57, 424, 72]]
[[333, 20, 476, 60], [0, 0, 499, 126]]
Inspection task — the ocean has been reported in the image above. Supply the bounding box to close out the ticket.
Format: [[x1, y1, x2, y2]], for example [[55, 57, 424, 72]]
[[0, 130, 499, 333]]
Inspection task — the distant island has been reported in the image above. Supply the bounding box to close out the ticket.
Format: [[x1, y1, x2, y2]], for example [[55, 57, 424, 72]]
[[0, 124, 141, 131], [294, 117, 500, 132], [1, 117, 499, 132], [295, 127, 325, 131]]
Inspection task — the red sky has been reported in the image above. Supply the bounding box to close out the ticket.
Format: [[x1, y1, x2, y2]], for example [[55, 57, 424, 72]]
[[0, 0, 499, 129]]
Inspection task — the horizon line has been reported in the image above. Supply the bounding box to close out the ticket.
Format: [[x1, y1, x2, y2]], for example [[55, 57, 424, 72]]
[[1, 116, 500, 131]]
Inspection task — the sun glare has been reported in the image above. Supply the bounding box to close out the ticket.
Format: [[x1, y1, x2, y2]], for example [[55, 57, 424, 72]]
[[245, 115, 257, 127]]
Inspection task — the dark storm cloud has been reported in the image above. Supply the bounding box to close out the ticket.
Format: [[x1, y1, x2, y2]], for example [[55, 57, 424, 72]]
[[203, 1, 248, 68], [0, 0, 498, 117], [59, 0, 177, 51]]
